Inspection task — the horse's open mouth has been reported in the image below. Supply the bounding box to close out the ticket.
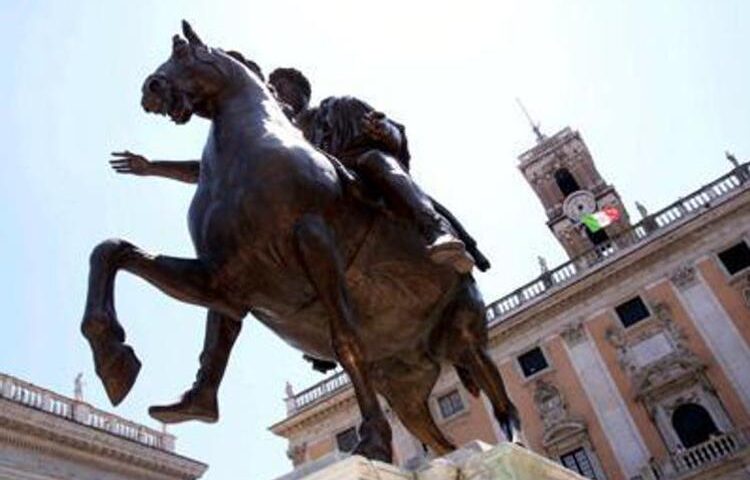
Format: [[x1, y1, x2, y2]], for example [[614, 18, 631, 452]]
[[167, 97, 193, 124], [141, 78, 194, 124]]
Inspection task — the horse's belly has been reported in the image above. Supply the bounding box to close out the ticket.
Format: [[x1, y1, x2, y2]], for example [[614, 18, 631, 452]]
[[264, 260, 459, 362]]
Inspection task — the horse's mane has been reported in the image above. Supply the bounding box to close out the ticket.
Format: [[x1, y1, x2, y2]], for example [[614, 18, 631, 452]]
[[191, 44, 266, 92]]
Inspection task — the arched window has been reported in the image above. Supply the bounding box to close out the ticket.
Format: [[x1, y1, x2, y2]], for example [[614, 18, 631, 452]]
[[671, 403, 720, 448], [554, 168, 581, 197]]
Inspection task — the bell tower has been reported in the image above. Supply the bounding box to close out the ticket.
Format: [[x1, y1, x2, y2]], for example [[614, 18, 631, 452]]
[[518, 126, 631, 258]]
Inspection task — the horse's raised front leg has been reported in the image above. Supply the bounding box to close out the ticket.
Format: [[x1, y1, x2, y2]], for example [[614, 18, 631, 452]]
[[81, 239, 243, 406], [293, 215, 393, 463]]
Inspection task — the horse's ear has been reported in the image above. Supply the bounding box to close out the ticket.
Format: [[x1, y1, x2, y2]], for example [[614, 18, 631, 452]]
[[182, 20, 205, 46]]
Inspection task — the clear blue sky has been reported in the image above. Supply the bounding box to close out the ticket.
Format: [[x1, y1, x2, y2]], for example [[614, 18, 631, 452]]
[[1, 1, 749, 478]]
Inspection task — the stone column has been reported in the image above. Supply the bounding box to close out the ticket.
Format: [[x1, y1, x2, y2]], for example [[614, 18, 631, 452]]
[[560, 322, 650, 479], [670, 263, 750, 411]]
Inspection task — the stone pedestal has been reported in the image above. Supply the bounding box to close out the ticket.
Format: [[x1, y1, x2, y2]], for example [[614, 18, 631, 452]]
[[294, 442, 586, 479]]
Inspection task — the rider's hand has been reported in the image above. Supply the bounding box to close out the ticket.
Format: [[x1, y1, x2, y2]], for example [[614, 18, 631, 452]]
[[110, 151, 152, 176], [362, 111, 400, 152]]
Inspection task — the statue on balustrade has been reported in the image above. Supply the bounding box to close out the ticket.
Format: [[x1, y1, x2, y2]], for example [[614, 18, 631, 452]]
[[81, 21, 518, 463]]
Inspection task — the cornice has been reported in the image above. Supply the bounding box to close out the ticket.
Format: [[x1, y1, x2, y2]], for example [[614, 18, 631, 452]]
[[0, 398, 207, 479], [269, 388, 357, 438]]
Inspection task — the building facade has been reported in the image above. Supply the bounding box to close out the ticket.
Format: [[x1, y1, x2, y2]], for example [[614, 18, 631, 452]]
[[0, 372, 207, 479], [270, 127, 750, 480]]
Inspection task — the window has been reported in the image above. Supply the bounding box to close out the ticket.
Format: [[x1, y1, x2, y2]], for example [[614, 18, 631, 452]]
[[560, 447, 597, 479], [718, 241, 750, 275], [672, 403, 720, 448], [554, 168, 581, 197], [336, 426, 359, 453], [437, 390, 465, 418], [615, 296, 650, 328], [518, 347, 549, 377]]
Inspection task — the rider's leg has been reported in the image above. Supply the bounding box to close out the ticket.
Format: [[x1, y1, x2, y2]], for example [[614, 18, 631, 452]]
[[149, 310, 241, 423], [430, 196, 491, 272], [354, 150, 474, 273]]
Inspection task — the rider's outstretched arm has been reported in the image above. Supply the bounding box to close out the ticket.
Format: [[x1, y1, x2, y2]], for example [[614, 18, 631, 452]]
[[110, 151, 200, 184]]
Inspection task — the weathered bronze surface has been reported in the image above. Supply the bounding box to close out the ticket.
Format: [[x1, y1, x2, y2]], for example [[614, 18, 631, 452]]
[[82, 22, 520, 462]]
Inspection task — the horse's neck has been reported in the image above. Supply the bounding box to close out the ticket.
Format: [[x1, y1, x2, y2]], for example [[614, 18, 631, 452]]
[[212, 83, 288, 138], [203, 86, 288, 174]]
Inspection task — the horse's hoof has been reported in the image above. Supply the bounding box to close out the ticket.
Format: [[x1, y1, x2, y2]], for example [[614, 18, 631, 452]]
[[498, 409, 523, 445], [99, 344, 141, 406], [352, 417, 393, 463], [353, 439, 392, 463], [149, 388, 219, 424]]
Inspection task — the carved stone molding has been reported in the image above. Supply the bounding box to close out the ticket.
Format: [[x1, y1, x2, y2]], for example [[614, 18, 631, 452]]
[[533, 380, 567, 431], [0, 398, 206, 479], [287, 442, 307, 466], [730, 272, 750, 309], [604, 301, 705, 403], [560, 322, 587, 347], [532, 379, 588, 451], [670, 264, 698, 290]]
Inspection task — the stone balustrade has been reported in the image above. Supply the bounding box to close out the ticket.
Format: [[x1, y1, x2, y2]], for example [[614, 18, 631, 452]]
[[0, 372, 175, 451], [486, 164, 749, 324], [661, 427, 750, 476], [287, 370, 351, 414]]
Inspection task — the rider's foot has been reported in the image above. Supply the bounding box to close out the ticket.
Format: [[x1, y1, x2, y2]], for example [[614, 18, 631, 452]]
[[149, 386, 219, 424], [427, 233, 475, 274]]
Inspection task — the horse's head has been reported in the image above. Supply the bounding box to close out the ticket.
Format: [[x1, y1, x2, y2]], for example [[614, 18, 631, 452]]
[[141, 21, 252, 124]]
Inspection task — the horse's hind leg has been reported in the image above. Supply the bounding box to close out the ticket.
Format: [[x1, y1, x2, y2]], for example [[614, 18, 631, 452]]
[[438, 282, 522, 444], [293, 215, 392, 463], [81, 239, 241, 406], [376, 359, 456, 457]]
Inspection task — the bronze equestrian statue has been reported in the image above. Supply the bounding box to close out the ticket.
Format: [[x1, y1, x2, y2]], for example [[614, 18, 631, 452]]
[[82, 22, 520, 462], [111, 65, 493, 423]]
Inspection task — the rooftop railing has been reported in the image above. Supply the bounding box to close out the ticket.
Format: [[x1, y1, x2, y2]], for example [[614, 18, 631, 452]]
[[0, 372, 175, 451], [285, 164, 750, 416], [286, 369, 351, 414], [485, 164, 750, 324]]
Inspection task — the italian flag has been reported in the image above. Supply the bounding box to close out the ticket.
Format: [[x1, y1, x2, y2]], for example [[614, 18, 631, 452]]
[[582, 206, 620, 232]]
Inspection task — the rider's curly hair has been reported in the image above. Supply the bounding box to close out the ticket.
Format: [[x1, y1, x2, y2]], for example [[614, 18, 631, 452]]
[[269, 67, 311, 100]]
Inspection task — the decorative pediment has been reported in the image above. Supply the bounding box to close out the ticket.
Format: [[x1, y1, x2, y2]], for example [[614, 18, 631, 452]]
[[542, 420, 588, 448], [633, 353, 706, 399], [605, 302, 705, 399], [533, 379, 588, 449]]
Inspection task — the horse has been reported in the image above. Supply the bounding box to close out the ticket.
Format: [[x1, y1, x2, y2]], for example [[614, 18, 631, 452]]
[[81, 21, 521, 462]]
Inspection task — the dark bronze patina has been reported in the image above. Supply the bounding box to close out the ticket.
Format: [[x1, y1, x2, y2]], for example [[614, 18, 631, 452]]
[[83, 22, 520, 462]]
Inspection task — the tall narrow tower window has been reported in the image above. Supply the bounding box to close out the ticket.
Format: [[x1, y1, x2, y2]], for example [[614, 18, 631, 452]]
[[585, 227, 610, 246], [554, 168, 581, 197]]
